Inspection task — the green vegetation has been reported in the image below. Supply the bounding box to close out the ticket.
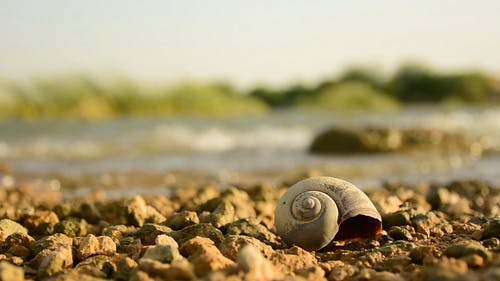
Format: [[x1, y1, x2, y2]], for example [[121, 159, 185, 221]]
[[0, 64, 498, 120], [301, 82, 399, 112], [0, 74, 268, 119], [250, 65, 499, 108], [389, 64, 496, 103]]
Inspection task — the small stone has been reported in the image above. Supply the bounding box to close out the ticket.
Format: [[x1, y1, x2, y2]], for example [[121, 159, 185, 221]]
[[482, 237, 499, 248], [54, 219, 88, 237], [53, 203, 72, 220], [102, 225, 133, 245], [32, 222, 56, 236], [179, 236, 234, 276], [238, 245, 282, 281], [482, 218, 500, 239], [134, 223, 172, 245], [409, 245, 438, 264], [22, 210, 59, 231], [210, 200, 235, 228], [5, 232, 35, 250], [118, 237, 142, 260], [137, 258, 195, 281], [445, 198, 472, 217], [37, 245, 73, 278], [164, 211, 199, 230], [154, 234, 178, 248], [76, 234, 117, 260], [326, 261, 356, 281], [198, 211, 211, 224], [412, 213, 440, 236], [426, 187, 460, 209], [202, 187, 256, 221], [382, 211, 411, 228], [388, 226, 413, 241], [32, 233, 73, 256], [359, 251, 384, 267], [372, 195, 403, 216], [73, 255, 116, 278], [97, 236, 116, 255], [122, 196, 166, 227], [0, 219, 27, 239], [113, 255, 138, 281], [80, 202, 102, 224], [461, 254, 484, 268], [219, 235, 274, 261], [444, 240, 491, 261], [295, 265, 326, 281], [225, 218, 281, 247], [423, 257, 469, 281], [377, 241, 414, 257], [141, 245, 182, 264], [0, 261, 24, 281], [169, 223, 224, 246], [271, 246, 317, 275], [8, 245, 31, 260]]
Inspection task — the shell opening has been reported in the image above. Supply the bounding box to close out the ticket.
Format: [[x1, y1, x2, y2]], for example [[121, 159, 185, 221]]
[[333, 215, 382, 241]]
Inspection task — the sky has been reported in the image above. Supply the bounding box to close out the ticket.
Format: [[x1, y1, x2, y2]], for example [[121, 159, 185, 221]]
[[1, 0, 500, 88]]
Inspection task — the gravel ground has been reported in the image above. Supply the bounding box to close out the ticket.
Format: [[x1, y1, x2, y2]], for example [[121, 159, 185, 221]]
[[0, 175, 499, 281]]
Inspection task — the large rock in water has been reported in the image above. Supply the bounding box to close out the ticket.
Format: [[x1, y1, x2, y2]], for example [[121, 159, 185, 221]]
[[309, 127, 482, 155]]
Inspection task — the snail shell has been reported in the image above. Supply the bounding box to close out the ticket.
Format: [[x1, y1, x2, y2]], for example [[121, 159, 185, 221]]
[[275, 177, 382, 251]]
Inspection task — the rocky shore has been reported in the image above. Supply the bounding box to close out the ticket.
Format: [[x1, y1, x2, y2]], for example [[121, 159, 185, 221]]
[[309, 127, 491, 156], [0, 176, 499, 281]]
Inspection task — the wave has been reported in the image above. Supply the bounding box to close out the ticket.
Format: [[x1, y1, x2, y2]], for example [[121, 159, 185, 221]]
[[1, 107, 499, 160], [0, 124, 314, 159]]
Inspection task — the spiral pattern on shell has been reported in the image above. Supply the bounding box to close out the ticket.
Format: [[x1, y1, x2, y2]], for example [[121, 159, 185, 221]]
[[274, 177, 382, 251]]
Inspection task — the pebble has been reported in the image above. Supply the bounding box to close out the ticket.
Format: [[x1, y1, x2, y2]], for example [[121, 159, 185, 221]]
[[481, 237, 499, 248], [54, 219, 88, 237], [0, 176, 499, 280], [224, 218, 280, 247], [444, 240, 491, 261], [388, 226, 413, 241], [37, 245, 73, 278], [141, 245, 182, 264], [75, 234, 117, 260], [136, 258, 195, 280], [179, 236, 234, 276], [154, 234, 178, 248], [134, 223, 172, 245], [210, 200, 236, 228], [169, 223, 224, 246], [79, 202, 101, 224], [219, 235, 274, 261], [482, 218, 500, 239], [0, 261, 24, 281], [382, 211, 411, 228], [122, 196, 166, 227], [409, 245, 438, 264], [0, 219, 27, 239], [164, 210, 199, 230], [238, 245, 281, 280], [271, 246, 317, 275]]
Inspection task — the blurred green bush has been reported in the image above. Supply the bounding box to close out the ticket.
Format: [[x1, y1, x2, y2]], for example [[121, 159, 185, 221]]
[[0, 64, 498, 120], [300, 81, 399, 112], [0, 74, 268, 119], [389, 64, 496, 103]]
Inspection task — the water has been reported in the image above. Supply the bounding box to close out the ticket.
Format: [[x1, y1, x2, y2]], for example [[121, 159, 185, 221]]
[[1, 106, 500, 188]]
